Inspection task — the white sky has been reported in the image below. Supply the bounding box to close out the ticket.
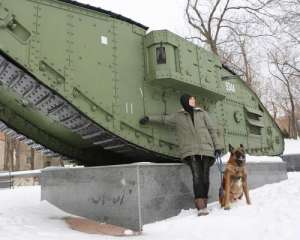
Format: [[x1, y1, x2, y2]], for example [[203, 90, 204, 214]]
[[75, 0, 189, 37]]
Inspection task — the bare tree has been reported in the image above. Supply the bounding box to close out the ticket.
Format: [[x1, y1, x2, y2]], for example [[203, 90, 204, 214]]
[[261, 79, 280, 121], [185, 0, 276, 56], [268, 47, 299, 138], [219, 28, 259, 87], [184, 0, 300, 126], [271, 0, 300, 44], [185, 0, 277, 93]]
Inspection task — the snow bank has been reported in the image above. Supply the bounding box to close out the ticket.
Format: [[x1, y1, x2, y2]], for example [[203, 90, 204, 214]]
[[1, 173, 300, 240], [284, 138, 300, 155], [219, 137, 300, 163], [221, 152, 283, 163], [144, 172, 300, 240]]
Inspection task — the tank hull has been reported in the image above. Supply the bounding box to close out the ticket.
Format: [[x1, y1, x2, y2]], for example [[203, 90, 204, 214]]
[[0, 0, 284, 164]]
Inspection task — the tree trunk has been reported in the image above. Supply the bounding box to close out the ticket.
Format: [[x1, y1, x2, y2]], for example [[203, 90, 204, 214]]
[[287, 82, 297, 139], [210, 42, 219, 56], [290, 100, 297, 139], [3, 135, 9, 171], [15, 141, 20, 171], [4, 136, 15, 171], [30, 148, 35, 170]]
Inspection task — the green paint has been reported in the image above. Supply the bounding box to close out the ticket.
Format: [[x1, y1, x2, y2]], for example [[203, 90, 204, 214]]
[[0, 0, 284, 164]]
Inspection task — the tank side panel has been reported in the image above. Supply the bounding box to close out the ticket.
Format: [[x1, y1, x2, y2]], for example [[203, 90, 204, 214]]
[[0, 1, 142, 144], [68, 13, 114, 114], [220, 68, 284, 155], [112, 23, 154, 147], [35, 1, 115, 132], [0, 0, 36, 66], [0, 0, 117, 127]]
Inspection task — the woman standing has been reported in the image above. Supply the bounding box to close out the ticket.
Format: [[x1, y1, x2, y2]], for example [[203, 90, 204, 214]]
[[140, 94, 223, 216]]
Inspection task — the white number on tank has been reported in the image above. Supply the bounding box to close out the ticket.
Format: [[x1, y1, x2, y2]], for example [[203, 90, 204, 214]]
[[225, 82, 236, 93], [101, 36, 108, 45]]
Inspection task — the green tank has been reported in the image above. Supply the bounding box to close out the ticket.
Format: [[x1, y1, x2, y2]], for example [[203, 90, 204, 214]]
[[0, 0, 284, 165]]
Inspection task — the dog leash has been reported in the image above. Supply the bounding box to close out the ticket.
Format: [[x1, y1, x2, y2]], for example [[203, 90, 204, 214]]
[[215, 153, 224, 180], [215, 153, 225, 197]]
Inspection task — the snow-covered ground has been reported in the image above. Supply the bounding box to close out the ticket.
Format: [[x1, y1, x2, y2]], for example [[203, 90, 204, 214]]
[[0, 172, 300, 240], [284, 138, 300, 155], [221, 152, 283, 163], [0, 138, 299, 239]]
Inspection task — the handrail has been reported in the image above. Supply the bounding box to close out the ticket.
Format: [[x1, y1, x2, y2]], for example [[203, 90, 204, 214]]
[[0, 170, 41, 189], [0, 170, 41, 178]]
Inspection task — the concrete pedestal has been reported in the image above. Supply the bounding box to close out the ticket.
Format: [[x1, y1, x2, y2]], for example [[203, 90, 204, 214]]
[[282, 154, 300, 171], [41, 162, 287, 231]]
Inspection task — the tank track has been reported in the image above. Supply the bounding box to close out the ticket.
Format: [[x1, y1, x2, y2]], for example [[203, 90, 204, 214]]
[[0, 54, 174, 163]]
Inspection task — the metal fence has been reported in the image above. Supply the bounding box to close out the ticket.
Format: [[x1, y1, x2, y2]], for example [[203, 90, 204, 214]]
[[0, 171, 13, 189], [0, 170, 41, 189]]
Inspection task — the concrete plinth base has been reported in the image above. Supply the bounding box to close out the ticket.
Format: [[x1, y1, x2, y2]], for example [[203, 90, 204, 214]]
[[41, 162, 287, 231], [282, 154, 300, 171]]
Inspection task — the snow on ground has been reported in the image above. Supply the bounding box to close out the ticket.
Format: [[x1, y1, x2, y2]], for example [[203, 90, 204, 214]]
[[221, 152, 283, 163], [219, 138, 300, 163], [0, 139, 298, 240], [1, 173, 300, 240], [284, 138, 300, 155]]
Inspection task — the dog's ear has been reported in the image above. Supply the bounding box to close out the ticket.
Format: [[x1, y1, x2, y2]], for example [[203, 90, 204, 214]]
[[240, 144, 244, 149], [229, 144, 234, 153]]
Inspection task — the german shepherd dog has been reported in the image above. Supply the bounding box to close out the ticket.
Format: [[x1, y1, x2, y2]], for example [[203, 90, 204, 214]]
[[219, 144, 251, 210]]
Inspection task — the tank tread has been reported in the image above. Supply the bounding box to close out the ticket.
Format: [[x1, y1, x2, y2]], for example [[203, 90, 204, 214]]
[[0, 54, 174, 163]]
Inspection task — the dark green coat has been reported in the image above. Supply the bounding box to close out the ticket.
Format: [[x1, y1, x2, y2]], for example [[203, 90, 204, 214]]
[[148, 107, 223, 160]]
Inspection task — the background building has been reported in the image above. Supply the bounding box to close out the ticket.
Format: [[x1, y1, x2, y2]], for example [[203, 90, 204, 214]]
[[0, 132, 5, 170], [0, 133, 62, 172], [276, 110, 300, 138]]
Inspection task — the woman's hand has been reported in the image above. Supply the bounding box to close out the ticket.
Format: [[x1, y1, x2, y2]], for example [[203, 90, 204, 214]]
[[139, 116, 150, 125], [214, 149, 222, 156]]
